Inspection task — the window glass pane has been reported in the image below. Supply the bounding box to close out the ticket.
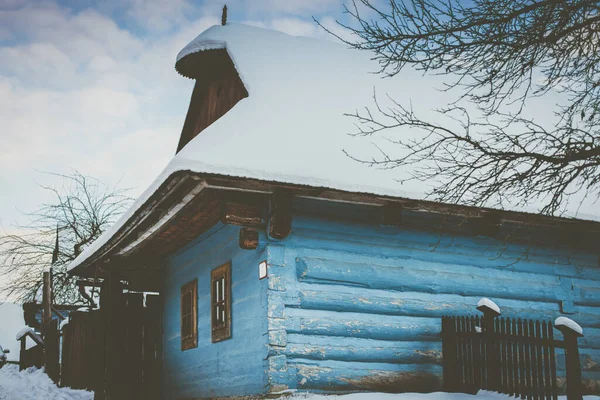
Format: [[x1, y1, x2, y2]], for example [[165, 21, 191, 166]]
[[182, 316, 191, 337], [182, 292, 191, 315], [211, 263, 231, 342]]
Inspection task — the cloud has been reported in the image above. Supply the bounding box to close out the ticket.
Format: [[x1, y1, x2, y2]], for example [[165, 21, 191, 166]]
[[241, 0, 341, 15], [270, 17, 320, 37], [0, 0, 357, 239], [123, 0, 193, 33], [198, 0, 341, 21]]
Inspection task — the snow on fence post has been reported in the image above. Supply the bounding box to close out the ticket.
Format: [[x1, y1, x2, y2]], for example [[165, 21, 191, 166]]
[[477, 298, 501, 391], [555, 317, 584, 400]]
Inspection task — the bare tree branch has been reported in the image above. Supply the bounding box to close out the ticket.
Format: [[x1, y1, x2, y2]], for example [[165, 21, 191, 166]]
[[319, 0, 600, 214], [0, 171, 131, 304]]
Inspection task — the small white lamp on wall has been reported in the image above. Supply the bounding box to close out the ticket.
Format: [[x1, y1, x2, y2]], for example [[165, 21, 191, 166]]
[[259, 260, 268, 280]]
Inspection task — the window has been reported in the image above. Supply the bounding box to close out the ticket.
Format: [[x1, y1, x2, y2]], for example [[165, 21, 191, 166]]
[[180, 279, 198, 350], [211, 262, 232, 342]]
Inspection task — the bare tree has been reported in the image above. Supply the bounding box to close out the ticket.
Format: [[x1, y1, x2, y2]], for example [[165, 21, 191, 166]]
[[0, 172, 131, 304], [323, 0, 600, 214]]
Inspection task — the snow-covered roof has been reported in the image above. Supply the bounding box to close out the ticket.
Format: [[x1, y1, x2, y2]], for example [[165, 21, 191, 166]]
[[68, 23, 600, 272], [173, 23, 599, 221], [15, 326, 43, 346]]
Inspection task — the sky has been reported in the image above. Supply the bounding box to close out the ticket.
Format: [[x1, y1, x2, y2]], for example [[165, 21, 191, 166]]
[[0, 0, 355, 234]]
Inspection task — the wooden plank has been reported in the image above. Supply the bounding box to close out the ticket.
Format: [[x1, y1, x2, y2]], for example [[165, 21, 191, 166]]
[[124, 293, 144, 399], [524, 320, 532, 400], [535, 321, 544, 400], [466, 317, 473, 392], [506, 318, 515, 396], [519, 319, 527, 400], [480, 315, 487, 390], [472, 316, 481, 391], [269, 190, 293, 240], [512, 318, 520, 397], [42, 270, 52, 327], [103, 272, 124, 399], [542, 321, 551, 400], [548, 322, 558, 400], [474, 211, 502, 237], [381, 203, 403, 227], [44, 319, 60, 384], [529, 320, 539, 400], [500, 318, 507, 394], [456, 317, 465, 392], [221, 199, 264, 227], [442, 317, 453, 391], [143, 294, 162, 400]]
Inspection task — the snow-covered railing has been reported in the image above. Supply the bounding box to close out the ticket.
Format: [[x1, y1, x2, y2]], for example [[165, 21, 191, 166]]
[[15, 326, 44, 371], [441, 298, 584, 400]]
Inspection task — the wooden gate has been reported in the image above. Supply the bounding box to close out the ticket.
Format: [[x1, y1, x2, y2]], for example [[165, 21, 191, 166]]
[[61, 310, 104, 391], [61, 293, 162, 400]]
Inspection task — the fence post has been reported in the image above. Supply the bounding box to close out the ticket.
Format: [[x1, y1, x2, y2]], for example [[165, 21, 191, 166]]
[[442, 317, 458, 392], [18, 337, 26, 371], [555, 317, 583, 400], [477, 298, 501, 391], [44, 319, 60, 384]]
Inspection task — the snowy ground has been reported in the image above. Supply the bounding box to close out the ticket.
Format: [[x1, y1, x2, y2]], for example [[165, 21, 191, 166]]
[[289, 392, 600, 400], [0, 365, 598, 400], [0, 365, 93, 400]]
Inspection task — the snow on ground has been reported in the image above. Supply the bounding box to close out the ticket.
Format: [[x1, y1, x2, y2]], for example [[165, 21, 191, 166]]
[[289, 392, 600, 400], [0, 365, 93, 400], [0, 364, 598, 400]]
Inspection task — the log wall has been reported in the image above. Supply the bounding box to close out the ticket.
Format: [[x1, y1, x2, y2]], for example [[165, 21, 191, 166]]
[[264, 200, 600, 394], [162, 223, 269, 399]]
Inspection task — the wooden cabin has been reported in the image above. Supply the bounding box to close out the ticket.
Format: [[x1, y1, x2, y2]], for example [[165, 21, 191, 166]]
[[69, 24, 600, 399]]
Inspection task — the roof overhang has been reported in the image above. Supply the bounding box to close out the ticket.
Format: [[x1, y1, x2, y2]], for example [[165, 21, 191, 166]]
[[69, 172, 600, 289]]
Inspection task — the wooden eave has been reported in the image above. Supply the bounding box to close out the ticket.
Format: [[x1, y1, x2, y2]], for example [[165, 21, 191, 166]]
[[70, 171, 600, 283]]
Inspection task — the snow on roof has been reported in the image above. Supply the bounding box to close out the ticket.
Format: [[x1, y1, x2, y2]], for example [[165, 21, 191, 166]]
[[172, 24, 599, 221], [68, 23, 600, 272], [15, 326, 43, 346]]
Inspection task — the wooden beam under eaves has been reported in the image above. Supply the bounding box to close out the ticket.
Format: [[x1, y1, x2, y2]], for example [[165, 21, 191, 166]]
[[474, 211, 503, 237], [239, 228, 259, 250], [268, 190, 292, 240], [220, 192, 264, 227], [381, 203, 403, 227]]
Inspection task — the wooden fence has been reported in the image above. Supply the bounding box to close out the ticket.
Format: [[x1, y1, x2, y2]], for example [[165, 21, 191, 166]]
[[19, 343, 43, 370], [59, 293, 162, 400], [61, 310, 105, 391], [442, 302, 584, 400]]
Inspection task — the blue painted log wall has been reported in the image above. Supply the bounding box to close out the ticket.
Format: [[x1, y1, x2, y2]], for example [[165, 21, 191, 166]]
[[264, 200, 600, 394], [162, 223, 269, 399]]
